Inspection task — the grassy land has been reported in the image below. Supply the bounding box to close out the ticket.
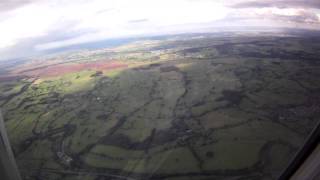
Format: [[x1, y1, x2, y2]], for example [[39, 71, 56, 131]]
[[0, 33, 319, 180]]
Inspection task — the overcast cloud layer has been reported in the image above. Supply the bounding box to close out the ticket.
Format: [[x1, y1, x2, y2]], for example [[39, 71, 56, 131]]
[[0, 0, 320, 60]]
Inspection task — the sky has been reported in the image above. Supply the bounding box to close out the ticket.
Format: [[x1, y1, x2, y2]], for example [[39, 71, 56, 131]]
[[0, 0, 320, 60]]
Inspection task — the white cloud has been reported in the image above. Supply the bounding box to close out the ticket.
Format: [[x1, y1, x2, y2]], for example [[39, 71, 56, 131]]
[[0, 0, 229, 50], [0, 0, 319, 58]]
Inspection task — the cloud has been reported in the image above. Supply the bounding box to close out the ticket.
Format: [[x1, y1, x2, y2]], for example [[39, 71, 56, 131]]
[[128, 19, 149, 23], [253, 8, 320, 25], [230, 0, 320, 9], [224, 0, 320, 26], [0, 0, 229, 51], [272, 10, 320, 24], [0, 0, 320, 60], [0, 0, 37, 11]]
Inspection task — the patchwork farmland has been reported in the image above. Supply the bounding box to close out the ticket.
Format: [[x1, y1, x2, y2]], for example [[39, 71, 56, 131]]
[[1, 32, 320, 180]]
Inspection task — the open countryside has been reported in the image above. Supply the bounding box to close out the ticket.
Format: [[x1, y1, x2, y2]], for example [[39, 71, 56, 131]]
[[1, 32, 320, 180]]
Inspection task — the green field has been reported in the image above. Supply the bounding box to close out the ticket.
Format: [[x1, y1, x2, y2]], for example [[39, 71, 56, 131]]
[[1, 32, 320, 180]]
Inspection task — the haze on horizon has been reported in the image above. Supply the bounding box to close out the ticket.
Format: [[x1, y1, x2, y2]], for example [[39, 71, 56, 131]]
[[0, 0, 320, 60]]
